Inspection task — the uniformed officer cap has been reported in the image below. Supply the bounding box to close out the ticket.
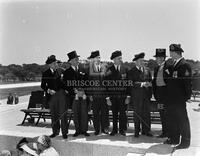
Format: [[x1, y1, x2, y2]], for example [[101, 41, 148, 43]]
[[169, 44, 184, 52], [132, 52, 145, 61]]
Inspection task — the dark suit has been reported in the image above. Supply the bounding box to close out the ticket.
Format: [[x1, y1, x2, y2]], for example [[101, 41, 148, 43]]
[[127, 66, 152, 135], [152, 62, 168, 136], [41, 68, 68, 136], [63, 66, 88, 134], [166, 58, 192, 145], [88, 62, 109, 133], [106, 64, 128, 133]]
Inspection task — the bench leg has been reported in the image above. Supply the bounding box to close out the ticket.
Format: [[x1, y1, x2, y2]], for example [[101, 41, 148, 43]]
[[36, 113, 42, 125], [43, 116, 46, 122], [21, 113, 28, 125]]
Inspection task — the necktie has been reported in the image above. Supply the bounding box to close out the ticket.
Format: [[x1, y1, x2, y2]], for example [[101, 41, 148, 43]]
[[139, 67, 143, 72], [117, 66, 119, 72], [75, 66, 78, 72], [173, 61, 177, 67]]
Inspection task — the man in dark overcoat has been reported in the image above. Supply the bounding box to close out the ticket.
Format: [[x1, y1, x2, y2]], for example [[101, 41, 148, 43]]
[[152, 49, 169, 138], [41, 55, 68, 139], [164, 44, 192, 150], [63, 51, 90, 137], [88, 50, 109, 135], [106, 50, 128, 136], [127, 52, 153, 137]]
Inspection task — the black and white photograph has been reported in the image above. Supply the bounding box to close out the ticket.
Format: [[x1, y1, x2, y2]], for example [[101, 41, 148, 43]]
[[0, 0, 200, 155]]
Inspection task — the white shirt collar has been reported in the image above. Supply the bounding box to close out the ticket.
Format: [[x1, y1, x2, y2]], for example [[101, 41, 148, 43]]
[[71, 65, 78, 71], [174, 57, 183, 66], [50, 68, 54, 73], [159, 61, 165, 67], [114, 64, 120, 70], [136, 66, 141, 70]]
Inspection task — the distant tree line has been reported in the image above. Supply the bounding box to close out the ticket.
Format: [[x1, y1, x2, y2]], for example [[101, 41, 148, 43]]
[[0, 63, 46, 82], [0, 59, 199, 83]]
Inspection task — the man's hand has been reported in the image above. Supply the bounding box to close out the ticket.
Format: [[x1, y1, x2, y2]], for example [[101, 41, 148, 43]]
[[106, 97, 112, 106], [90, 96, 93, 102], [142, 82, 152, 88], [83, 94, 87, 100], [158, 103, 164, 110], [125, 96, 131, 105], [48, 89, 56, 95]]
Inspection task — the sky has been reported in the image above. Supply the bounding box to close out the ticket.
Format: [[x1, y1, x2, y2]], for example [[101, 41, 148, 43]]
[[0, 0, 200, 65]]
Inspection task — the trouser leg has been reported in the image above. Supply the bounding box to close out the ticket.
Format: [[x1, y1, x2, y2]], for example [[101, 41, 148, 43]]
[[80, 99, 88, 133], [142, 98, 151, 134], [93, 98, 100, 132], [49, 93, 60, 134], [58, 90, 69, 136]]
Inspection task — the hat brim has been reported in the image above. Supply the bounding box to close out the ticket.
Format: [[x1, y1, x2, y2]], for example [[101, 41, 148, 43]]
[[132, 56, 143, 61], [110, 55, 122, 60], [153, 55, 167, 57], [68, 55, 80, 62], [46, 59, 57, 64], [21, 144, 38, 156]]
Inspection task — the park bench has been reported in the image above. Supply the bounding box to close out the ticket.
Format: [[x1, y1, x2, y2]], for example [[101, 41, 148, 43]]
[[21, 91, 160, 126], [20, 90, 75, 125], [20, 90, 49, 125]]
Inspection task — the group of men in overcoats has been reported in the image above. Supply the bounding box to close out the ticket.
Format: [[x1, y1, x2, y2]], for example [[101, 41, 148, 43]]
[[41, 43, 192, 150]]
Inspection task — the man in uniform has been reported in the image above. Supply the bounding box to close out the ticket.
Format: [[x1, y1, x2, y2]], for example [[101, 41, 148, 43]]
[[63, 51, 90, 137], [152, 49, 168, 138], [127, 52, 153, 137], [164, 44, 192, 150], [41, 55, 68, 139], [88, 50, 109, 135], [106, 50, 128, 136]]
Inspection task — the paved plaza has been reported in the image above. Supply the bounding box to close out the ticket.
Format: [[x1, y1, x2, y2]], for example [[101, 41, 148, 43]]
[[0, 95, 200, 156]]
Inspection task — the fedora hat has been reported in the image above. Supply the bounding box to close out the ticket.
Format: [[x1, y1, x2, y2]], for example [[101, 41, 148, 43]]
[[88, 50, 100, 59], [67, 51, 80, 61], [169, 44, 184, 52], [154, 49, 167, 57], [20, 144, 38, 156], [45, 55, 57, 64], [110, 50, 122, 60]]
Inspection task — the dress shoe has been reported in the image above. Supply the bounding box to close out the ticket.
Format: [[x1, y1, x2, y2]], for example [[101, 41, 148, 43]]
[[134, 133, 139, 138], [102, 129, 109, 134], [174, 143, 190, 150], [83, 132, 90, 137], [163, 138, 179, 145], [62, 134, 68, 139], [73, 132, 80, 137], [157, 133, 167, 138], [120, 131, 126, 136], [110, 131, 117, 136], [142, 132, 153, 137], [49, 133, 59, 138], [94, 131, 99, 135]]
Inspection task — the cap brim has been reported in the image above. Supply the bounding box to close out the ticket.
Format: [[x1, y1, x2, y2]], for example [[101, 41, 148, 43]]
[[21, 144, 38, 156], [153, 55, 167, 57]]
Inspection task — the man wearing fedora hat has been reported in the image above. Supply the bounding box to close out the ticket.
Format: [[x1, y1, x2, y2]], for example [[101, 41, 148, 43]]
[[106, 50, 128, 136], [127, 52, 153, 137], [152, 48, 169, 138], [41, 55, 68, 139], [164, 44, 192, 150], [87, 50, 109, 135], [63, 51, 90, 137]]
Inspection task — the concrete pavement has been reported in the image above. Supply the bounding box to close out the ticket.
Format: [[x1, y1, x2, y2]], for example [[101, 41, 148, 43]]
[[0, 95, 200, 156]]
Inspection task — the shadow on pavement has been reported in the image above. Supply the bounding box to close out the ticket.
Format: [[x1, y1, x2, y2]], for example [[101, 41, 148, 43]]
[[144, 143, 174, 155]]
